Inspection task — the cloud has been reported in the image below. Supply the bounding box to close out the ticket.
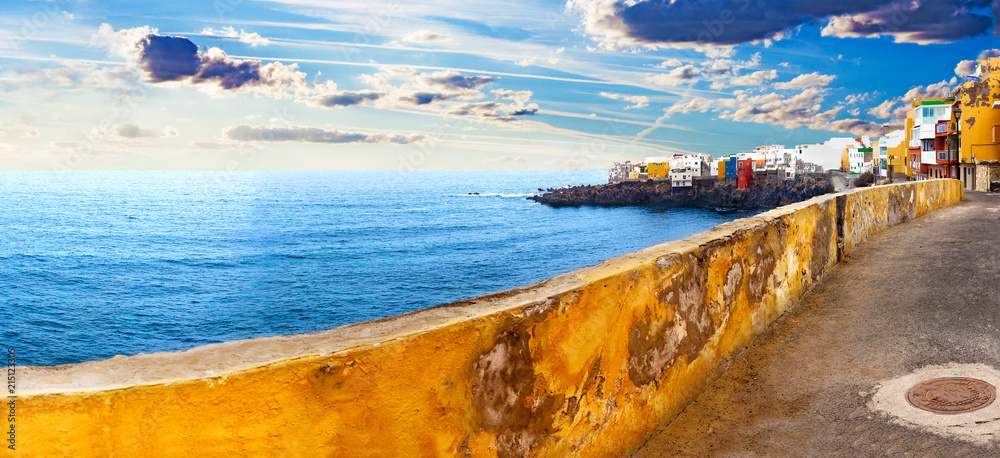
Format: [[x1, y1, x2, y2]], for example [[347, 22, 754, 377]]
[[774, 72, 836, 89], [653, 58, 683, 68], [359, 68, 494, 106], [727, 69, 778, 87], [445, 90, 540, 122], [201, 26, 272, 47], [663, 88, 882, 136], [646, 64, 701, 86], [646, 53, 761, 87], [23, 128, 39, 138], [96, 25, 539, 123], [566, 0, 997, 49], [223, 124, 429, 144], [401, 30, 451, 43], [301, 90, 383, 107], [600, 92, 649, 109], [89, 123, 180, 140], [97, 25, 310, 99], [822, 0, 994, 44], [955, 49, 1000, 77], [868, 78, 958, 120], [114, 123, 157, 138]]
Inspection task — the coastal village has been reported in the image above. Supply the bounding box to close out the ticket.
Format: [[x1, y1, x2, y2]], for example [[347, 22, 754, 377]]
[[610, 57, 1000, 194]]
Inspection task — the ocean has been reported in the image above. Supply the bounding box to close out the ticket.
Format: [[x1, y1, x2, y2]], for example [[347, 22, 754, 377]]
[[3, 171, 765, 366]]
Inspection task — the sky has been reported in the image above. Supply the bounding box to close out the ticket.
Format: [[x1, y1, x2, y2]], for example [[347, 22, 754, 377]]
[[0, 0, 998, 171]]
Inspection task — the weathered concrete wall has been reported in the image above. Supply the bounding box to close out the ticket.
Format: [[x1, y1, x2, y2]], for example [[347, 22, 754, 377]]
[[14, 180, 963, 458], [842, 180, 964, 257]]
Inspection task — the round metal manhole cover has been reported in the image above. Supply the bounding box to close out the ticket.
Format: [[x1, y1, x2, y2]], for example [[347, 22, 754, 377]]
[[906, 377, 997, 414]]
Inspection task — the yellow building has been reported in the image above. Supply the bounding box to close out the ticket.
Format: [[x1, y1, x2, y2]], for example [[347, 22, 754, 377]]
[[956, 57, 1000, 190], [957, 58, 1000, 163], [647, 162, 669, 179], [885, 130, 908, 180], [841, 146, 851, 172], [903, 111, 916, 177]]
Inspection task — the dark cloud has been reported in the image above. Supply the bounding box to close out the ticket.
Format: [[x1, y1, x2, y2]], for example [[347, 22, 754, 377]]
[[223, 124, 428, 144], [401, 92, 455, 105], [822, 0, 995, 44], [192, 52, 261, 89], [422, 73, 493, 90], [568, 0, 996, 48], [304, 91, 383, 107], [138, 35, 201, 82], [510, 107, 539, 116], [130, 33, 306, 95]]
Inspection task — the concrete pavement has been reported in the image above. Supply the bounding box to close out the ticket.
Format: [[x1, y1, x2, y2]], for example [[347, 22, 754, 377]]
[[634, 190, 1000, 456]]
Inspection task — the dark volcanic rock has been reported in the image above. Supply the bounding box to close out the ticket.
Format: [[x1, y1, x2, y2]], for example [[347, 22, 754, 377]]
[[528, 174, 834, 208]]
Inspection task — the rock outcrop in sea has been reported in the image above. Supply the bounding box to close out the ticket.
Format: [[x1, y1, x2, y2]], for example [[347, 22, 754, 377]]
[[529, 174, 834, 208]]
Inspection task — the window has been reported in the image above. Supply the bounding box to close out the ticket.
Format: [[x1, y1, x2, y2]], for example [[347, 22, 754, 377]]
[[923, 107, 935, 118], [922, 139, 934, 151]]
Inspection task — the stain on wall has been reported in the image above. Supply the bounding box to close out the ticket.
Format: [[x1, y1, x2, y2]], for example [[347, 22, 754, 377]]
[[15, 180, 964, 458]]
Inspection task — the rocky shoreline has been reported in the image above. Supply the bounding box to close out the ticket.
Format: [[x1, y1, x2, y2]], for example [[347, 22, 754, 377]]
[[529, 173, 835, 208]]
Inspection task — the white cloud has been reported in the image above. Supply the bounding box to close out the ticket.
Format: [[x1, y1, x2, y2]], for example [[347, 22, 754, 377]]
[[727, 70, 778, 87], [402, 30, 451, 43], [662, 87, 881, 137], [646, 64, 701, 86], [115, 123, 157, 138], [774, 72, 836, 90], [600, 92, 649, 109], [201, 26, 271, 47], [653, 58, 683, 68]]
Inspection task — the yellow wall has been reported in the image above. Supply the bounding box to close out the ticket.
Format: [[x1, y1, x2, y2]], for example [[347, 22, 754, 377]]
[[887, 134, 908, 176], [841, 147, 851, 172], [904, 115, 915, 177], [14, 181, 964, 458], [647, 162, 669, 179], [959, 57, 1000, 163]]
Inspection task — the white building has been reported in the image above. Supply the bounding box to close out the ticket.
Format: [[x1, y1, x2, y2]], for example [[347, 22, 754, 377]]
[[609, 161, 631, 183], [668, 154, 713, 176], [794, 137, 860, 171], [669, 168, 693, 188], [847, 147, 872, 174]]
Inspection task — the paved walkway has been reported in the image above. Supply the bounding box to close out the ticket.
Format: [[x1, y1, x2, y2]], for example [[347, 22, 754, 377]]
[[634, 191, 1000, 457]]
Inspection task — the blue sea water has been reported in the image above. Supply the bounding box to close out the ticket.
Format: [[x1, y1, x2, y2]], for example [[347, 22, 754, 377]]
[[3, 171, 765, 366]]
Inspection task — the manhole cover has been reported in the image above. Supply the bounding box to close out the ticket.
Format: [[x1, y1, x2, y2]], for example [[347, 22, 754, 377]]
[[906, 377, 997, 414]]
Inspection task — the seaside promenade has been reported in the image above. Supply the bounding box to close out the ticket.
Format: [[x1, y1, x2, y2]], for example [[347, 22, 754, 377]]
[[634, 190, 1000, 456]]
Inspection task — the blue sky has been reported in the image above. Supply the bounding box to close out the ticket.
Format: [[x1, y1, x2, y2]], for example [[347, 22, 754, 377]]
[[0, 0, 997, 170]]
